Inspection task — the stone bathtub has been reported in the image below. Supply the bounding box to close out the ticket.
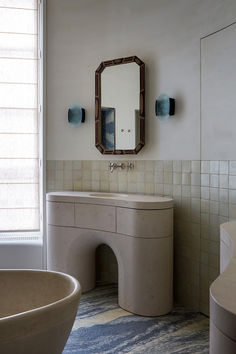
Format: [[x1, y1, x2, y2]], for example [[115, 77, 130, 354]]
[[0, 269, 81, 354], [210, 221, 236, 354]]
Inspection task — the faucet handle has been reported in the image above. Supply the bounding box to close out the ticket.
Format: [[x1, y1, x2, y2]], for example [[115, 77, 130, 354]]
[[127, 162, 134, 170], [109, 162, 117, 173], [117, 162, 126, 170]]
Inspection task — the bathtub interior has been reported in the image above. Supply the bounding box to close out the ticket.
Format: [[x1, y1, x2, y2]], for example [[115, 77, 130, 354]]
[[0, 270, 75, 319]]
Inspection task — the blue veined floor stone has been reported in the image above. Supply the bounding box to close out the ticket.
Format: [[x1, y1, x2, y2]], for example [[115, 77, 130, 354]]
[[63, 285, 209, 354]]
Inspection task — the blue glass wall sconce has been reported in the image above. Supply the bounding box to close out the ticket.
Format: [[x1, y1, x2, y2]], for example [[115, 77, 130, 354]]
[[68, 104, 85, 126], [155, 94, 175, 120]]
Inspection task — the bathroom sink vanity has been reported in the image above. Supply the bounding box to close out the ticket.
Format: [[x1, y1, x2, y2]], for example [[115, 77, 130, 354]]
[[47, 192, 173, 316]]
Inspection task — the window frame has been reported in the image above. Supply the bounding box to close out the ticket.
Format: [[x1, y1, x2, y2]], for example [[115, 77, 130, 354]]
[[0, 0, 45, 246]]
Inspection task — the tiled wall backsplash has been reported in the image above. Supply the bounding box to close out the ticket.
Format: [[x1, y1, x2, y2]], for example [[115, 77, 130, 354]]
[[47, 160, 236, 315]]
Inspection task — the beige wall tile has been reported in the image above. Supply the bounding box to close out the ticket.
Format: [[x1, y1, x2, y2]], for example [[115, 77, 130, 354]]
[[210, 174, 219, 188], [219, 203, 228, 217], [55, 181, 63, 190], [201, 186, 209, 199], [219, 174, 228, 188], [163, 184, 173, 196], [63, 180, 73, 190], [82, 180, 91, 190], [201, 224, 210, 240], [220, 161, 229, 174], [173, 185, 181, 197], [137, 171, 145, 182], [91, 181, 100, 191], [229, 189, 236, 203], [191, 173, 201, 186], [74, 181, 82, 190], [201, 199, 209, 213], [63, 160, 73, 170], [55, 160, 63, 170], [164, 160, 173, 171], [154, 171, 163, 183], [201, 161, 210, 173], [210, 161, 219, 174], [109, 182, 119, 192], [63, 169, 72, 181], [118, 182, 127, 192], [136, 160, 145, 171], [145, 160, 154, 171], [173, 160, 182, 172], [155, 183, 164, 195], [155, 160, 164, 171], [145, 183, 154, 195], [182, 185, 191, 197], [137, 182, 145, 194], [82, 169, 91, 180], [229, 175, 236, 189], [182, 173, 191, 185], [201, 174, 209, 186], [128, 171, 137, 183], [164, 171, 173, 184], [201, 212, 210, 225], [219, 189, 228, 202], [191, 186, 200, 198], [182, 160, 191, 172], [173, 172, 182, 185], [144, 171, 154, 183], [73, 161, 82, 169], [210, 201, 219, 215], [229, 203, 236, 218], [210, 188, 219, 201], [82, 161, 91, 169], [101, 170, 109, 182], [91, 161, 100, 170], [100, 181, 109, 191], [229, 161, 236, 175], [92, 170, 100, 181], [191, 160, 200, 172]]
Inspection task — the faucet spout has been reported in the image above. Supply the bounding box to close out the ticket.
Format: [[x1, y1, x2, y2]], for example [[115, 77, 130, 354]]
[[109, 161, 134, 172], [109, 162, 116, 173]]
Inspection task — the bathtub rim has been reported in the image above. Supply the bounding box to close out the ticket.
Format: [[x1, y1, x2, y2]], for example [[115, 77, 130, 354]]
[[210, 222, 236, 317], [0, 269, 81, 323], [210, 221, 236, 344]]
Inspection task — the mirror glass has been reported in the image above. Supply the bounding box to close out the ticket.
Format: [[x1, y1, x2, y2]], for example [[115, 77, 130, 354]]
[[101, 63, 139, 150], [95, 56, 145, 155]]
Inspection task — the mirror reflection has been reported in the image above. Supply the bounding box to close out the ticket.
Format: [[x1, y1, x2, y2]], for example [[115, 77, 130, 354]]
[[101, 63, 139, 150]]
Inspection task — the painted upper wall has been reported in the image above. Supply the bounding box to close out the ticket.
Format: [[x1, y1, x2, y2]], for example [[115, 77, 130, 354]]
[[46, 0, 236, 160], [201, 23, 236, 160]]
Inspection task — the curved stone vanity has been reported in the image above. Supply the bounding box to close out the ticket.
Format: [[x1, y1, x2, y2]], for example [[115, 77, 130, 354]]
[[210, 221, 236, 354], [47, 191, 173, 316]]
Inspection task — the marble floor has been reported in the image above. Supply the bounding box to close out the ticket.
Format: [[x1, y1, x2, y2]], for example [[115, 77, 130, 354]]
[[63, 285, 209, 354]]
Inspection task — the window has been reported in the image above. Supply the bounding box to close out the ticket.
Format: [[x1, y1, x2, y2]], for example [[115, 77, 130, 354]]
[[0, 0, 42, 234]]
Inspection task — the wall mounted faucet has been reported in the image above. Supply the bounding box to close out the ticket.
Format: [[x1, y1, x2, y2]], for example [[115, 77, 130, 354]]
[[109, 162, 134, 173]]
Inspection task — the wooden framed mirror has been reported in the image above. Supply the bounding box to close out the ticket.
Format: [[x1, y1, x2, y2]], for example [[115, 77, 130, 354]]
[[95, 56, 145, 154]]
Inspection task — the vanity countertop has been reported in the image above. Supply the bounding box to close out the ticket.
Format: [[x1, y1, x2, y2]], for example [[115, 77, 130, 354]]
[[46, 191, 173, 210]]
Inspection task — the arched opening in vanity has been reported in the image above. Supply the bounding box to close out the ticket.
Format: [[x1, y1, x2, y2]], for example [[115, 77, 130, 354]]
[[95, 244, 118, 286]]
